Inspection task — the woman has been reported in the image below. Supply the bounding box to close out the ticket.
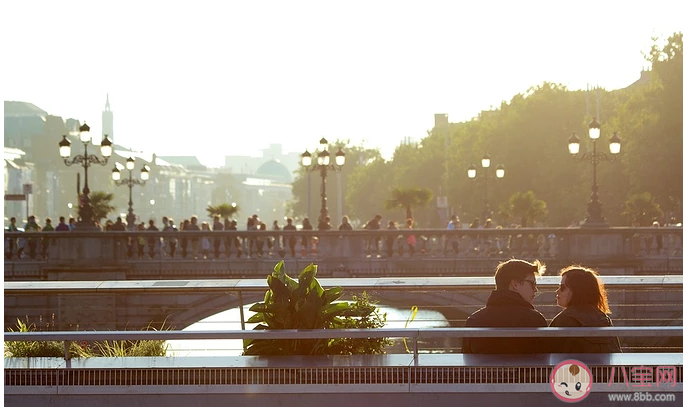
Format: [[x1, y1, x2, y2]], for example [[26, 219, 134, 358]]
[[405, 218, 416, 257], [550, 266, 622, 353]]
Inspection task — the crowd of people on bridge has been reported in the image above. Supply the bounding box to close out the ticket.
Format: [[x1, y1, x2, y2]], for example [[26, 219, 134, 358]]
[[6, 212, 430, 261], [6, 210, 681, 261]]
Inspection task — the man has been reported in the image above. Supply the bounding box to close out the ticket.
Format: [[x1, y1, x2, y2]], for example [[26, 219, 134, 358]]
[[462, 258, 547, 354], [363, 214, 382, 256], [225, 219, 238, 258], [162, 217, 178, 258], [317, 215, 332, 231], [212, 215, 224, 259], [147, 219, 160, 258], [111, 216, 126, 231], [55, 216, 70, 231], [185, 216, 201, 258], [24, 215, 41, 259], [283, 218, 297, 258], [109, 216, 128, 257], [6, 217, 21, 259], [445, 215, 460, 255], [41, 218, 55, 259]]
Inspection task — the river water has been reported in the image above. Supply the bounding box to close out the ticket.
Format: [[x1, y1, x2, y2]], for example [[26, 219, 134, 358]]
[[167, 304, 449, 357]]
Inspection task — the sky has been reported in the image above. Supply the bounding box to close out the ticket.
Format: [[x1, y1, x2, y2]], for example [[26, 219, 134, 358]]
[[3, 1, 682, 168]]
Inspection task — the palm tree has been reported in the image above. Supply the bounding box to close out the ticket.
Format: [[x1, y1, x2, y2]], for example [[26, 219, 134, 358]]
[[622, 192, 663, 226], [508, 191, 547, 227], [206, 203, 240, 220], [80, 191, 116, 224], [384, 187, 434, 220]]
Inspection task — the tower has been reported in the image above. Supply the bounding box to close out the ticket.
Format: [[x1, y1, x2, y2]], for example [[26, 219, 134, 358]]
[[102, 94, 114, 141]]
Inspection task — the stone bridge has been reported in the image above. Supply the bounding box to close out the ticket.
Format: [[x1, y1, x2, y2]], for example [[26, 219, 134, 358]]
[[6, 276, 683, 354]]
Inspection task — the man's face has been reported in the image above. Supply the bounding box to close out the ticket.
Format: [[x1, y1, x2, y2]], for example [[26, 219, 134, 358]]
[[510, 273, 538, 304]]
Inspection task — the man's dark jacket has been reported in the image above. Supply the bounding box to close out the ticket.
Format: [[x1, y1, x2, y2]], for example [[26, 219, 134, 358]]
[[462, 289, 547, 354], [549, 305, 622, 353]]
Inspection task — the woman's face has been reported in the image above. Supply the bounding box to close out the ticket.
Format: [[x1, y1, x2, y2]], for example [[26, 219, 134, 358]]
[[556, 275, 572, 308]]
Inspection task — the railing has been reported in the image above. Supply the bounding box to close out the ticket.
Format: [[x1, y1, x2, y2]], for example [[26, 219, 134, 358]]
[[6, 326, 683, 360], [4, 227, 683, 263], [6, 276, 683, 349]]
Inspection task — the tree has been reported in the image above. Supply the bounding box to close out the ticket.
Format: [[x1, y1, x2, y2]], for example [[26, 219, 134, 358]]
[[82, 191, 115, 224], [621, 192, 663, 226], [506, 190, 548, 227], [289, 141, 383, 224], [384, 187, 434, 221], [206, 203, 239, 220], [618, 32, 683, 222], [345, 155, 391, 223]]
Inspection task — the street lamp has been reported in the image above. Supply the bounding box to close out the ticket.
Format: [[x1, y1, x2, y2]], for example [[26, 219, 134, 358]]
[[568, 117, 621, 227], [301, 138, 345, 223], [58, 122, 113, 229], [467, 153, 505, 220], [111, 157, 150, 230]]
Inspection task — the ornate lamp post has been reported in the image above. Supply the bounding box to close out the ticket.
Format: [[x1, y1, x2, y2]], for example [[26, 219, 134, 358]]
[[468, 153, 505, 220], [112, 157, 150, 230], [301, 138, 345, 223], [568, 117, 621, 227], [58, 123, 113, 229]]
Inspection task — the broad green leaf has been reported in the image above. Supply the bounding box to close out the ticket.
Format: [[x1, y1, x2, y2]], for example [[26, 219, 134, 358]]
[[249, 303, 277, 313], [246, 313, 265, 323], [323, 286, 344, 303], [320, 302, 351, 317]]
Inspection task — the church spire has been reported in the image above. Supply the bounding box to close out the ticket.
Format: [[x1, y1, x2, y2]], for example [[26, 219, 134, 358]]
[[102, 93, 114, 141]]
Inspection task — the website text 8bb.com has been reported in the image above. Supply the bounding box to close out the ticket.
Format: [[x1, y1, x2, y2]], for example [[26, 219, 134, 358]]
[[608, 392, 676, 402]]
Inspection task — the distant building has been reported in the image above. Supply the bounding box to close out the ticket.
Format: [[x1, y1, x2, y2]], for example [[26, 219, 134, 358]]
[[224, 143, 300, 180], [4, 101, 48, 162], [3, 147, 32, 224], [102, 94, 114, 141], [4, 98, 297, 228]]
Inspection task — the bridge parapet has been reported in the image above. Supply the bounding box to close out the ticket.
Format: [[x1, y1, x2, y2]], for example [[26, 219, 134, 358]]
[[4, 328, 683, 407], [4, 227, 683, 280]]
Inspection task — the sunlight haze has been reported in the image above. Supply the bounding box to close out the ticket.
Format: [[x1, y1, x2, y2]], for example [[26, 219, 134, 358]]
[[3, 0, 681, 168]]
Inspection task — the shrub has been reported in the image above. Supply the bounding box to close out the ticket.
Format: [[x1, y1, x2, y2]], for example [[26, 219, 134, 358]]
[[243, 261, 391, 355], [4, 316, 89, 358], [4, 317, 168, 358]]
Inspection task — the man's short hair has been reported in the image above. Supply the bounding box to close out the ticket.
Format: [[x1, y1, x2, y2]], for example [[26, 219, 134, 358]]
[[494, 259, 545, 289]]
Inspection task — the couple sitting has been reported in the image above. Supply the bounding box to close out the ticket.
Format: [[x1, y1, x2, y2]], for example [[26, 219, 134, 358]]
[[463, 259, 622, 354]]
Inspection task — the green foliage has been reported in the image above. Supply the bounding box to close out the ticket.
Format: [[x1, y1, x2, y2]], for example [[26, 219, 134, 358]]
[[288, 33, 683, 226], [4, 317, 169, 358], [81, 191, 116, 224], [4, 316, 89, 358], [384, 187, 434, 221], [503, 190, 548, 227], [243, 261, 390, 355], [89, 322, 169, 357], [622, 192, 663, 226], [206, 203, 239, 219], [290, 141, 385, 224], [345, 155, 391, 223], [618, 32, 683, 217]]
